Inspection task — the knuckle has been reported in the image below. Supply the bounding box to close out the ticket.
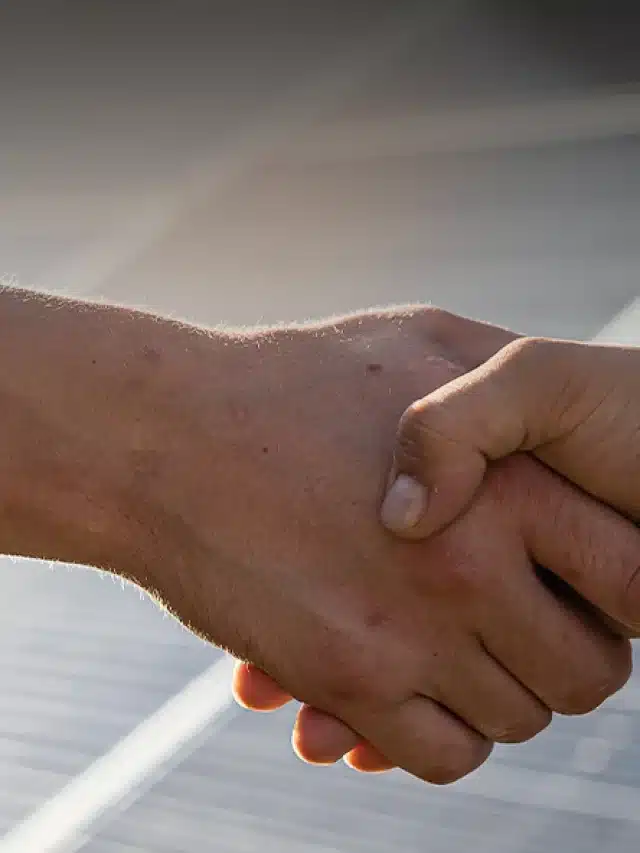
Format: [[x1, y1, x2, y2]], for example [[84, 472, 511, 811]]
[[489, 709, 552, 744], [502, 335, 551, 367], [605, 642, 634, 694], [420, 739, 492, 785], [396, 397, 458, 465], [404, 305, 450, 341], [555, 688, 604, 717], [553, 645, 632, 715], [395, 403, 430, 464], [620, 561, 640, 628]]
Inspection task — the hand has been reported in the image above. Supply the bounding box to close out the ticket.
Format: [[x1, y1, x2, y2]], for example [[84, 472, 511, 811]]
[[7, 289, 633, 781], [381, 335, 640, 538], [222, 312, 638, 778]]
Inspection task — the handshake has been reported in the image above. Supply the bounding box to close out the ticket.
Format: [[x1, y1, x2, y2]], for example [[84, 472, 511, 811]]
[[4, 288, 638, 787], [224, 309, 640, 783]]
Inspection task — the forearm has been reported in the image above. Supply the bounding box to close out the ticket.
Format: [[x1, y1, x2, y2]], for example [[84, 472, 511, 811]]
[[0, 286, 240, 579]]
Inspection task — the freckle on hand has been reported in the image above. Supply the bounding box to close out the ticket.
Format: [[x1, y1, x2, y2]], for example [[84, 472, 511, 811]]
[[366, 363, 383, 374]]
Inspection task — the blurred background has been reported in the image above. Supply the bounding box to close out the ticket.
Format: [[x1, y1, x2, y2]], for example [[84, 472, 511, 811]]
[[0, 1, 639, 851]]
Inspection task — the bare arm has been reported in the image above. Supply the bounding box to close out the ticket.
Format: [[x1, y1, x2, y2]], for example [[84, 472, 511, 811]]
[[1, 287, 636, 785], [0, 285, 248, 579]]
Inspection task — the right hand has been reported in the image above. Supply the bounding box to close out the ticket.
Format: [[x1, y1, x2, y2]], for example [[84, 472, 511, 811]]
[[139, 309, 638, 783], [381, 336, 640, 537]]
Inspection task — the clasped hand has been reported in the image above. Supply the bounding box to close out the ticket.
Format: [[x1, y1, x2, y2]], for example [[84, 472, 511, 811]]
[[231, 311, 640, 782]]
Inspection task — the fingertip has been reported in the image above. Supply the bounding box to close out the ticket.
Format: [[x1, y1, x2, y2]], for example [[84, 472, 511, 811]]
[[344, 744, 395, 774], [232, 662, 293, 712], [292, 705, 360, 766]]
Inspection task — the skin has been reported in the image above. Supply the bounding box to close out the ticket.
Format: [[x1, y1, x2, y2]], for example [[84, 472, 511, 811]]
[[383, 335, 640, 533], [1, 288, 637, 783], [235, 319, 640, 774]]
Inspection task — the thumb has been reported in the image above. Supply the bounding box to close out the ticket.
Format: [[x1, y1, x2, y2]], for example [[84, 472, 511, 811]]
[[380, 337, 563, 539]]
